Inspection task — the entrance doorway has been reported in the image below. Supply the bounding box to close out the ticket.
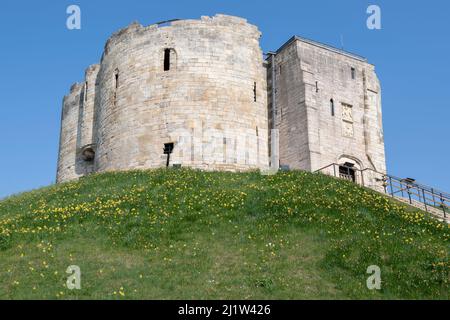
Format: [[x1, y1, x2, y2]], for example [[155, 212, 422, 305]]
[[339, 163, 356, 183]]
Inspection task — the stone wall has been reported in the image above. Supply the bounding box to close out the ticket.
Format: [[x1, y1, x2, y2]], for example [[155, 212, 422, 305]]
[[56, 83, 83, 183], [94, 15, 268, 174], [269, 41, 311, 170], [271, 37, 386, 188], [75, 64, 100, 177], [57, 14, 269, 183], [57, 16, 386, 188]]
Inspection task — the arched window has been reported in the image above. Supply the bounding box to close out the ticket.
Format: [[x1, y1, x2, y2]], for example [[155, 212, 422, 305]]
[[330, 99, 335, 116]]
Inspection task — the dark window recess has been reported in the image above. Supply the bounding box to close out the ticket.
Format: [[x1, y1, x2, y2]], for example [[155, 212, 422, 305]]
[[164, 49, 171, 71], [85, 82, 88, 101], [351, 67, 356, 80], [339, 164, 356, 182], [113, 70, 119, 105], [164, 143, 174, 167], [81, 147, 95, 162], [115, 72, 119, 88], [253, 82, 257, 102], [330, 99, 335, 116], [315, 81, 319, 93]]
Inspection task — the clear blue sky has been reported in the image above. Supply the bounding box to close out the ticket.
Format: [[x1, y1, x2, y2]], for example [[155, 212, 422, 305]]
[[0, 0, 449, 198]]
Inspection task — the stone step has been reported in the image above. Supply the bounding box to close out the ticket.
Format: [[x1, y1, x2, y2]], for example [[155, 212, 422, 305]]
[[392, 196, 449, 224]]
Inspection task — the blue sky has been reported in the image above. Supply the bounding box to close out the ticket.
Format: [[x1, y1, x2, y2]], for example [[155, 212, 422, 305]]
[[0, 0, 449, 198]]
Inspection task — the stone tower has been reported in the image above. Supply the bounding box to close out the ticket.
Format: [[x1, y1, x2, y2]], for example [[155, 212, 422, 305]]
[[57, 15, 269, 183], [57, 15, 386, 188], [267, 36, 386, 189]]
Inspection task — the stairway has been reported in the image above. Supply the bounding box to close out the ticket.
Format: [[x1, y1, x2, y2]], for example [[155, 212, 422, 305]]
[[315, 163, 449, 224], [393, 197, 449, 224]]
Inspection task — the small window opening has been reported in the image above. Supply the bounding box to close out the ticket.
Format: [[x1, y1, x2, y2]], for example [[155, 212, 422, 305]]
[[351, 67, 356, 80], [330, 99, 335, 116], [164, 49, 171, 71], [253, 82, 257, 102], [163, 143, 174, 167], [84, 81, 88, 102], [81, 147, 95, 162], [115, 72, 119, 89], [315, 81, 319, 93], [113, 70, 119, 105]]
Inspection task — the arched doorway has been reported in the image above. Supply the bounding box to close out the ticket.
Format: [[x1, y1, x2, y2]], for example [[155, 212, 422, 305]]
[[339, 163, 356, 182], [337, 155, 363, 184]]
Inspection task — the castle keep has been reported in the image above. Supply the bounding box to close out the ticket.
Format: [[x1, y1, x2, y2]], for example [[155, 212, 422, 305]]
[[57, 14, 386, 188]]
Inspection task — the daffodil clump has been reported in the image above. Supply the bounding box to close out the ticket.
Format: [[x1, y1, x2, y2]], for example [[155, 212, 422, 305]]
[[0, 169, 448, 299]]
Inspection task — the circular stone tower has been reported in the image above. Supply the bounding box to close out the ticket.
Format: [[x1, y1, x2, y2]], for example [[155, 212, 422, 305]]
[[92, 14, 268, 175], [57, 15, 269, 182]]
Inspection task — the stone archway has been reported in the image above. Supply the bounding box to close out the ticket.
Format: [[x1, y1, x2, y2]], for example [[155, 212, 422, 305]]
[[337, 155, 363, 184]]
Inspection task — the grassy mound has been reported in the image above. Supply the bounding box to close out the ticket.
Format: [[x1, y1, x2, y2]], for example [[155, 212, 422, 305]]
[[0, 169, 448, 299]]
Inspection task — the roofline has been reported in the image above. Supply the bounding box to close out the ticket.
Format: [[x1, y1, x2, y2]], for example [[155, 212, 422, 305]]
[[274, 36, 368, 63]]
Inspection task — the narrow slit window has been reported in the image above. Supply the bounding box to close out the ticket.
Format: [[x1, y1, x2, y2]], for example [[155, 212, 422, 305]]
[[351, 67, 356, 80], [253, 82, 257, 102], [114, 71, 119, 89], [330, 99, 335, 116], [164, 49, 171, 71], [84, 81, 88, 102], [315, 81, 319, 93], [113, 69, 119, 105]]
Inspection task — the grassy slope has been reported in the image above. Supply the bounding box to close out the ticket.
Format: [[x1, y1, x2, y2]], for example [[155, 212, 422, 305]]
[[0, 169, 448, 300]]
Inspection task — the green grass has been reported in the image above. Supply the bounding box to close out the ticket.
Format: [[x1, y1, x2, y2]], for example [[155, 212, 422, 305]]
[[0, 169, 448, 300]]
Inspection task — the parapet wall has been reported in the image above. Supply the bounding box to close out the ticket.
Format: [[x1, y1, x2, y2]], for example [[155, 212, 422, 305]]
[[57, 83, 83, 183]]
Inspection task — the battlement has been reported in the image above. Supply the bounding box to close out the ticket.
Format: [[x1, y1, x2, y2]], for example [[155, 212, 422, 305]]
[[102, 14, 261, 61]]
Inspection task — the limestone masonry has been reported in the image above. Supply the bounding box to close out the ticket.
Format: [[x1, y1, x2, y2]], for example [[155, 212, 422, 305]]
[[57, 14, 386, 189]]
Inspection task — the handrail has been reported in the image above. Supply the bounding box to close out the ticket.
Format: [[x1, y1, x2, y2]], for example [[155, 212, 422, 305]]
[[315, 163, 448, 220], [360, 167, 450, 198]]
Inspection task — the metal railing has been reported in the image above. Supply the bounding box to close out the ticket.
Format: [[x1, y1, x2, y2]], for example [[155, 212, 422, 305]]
[[315, 163, 449, 220]]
